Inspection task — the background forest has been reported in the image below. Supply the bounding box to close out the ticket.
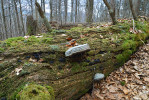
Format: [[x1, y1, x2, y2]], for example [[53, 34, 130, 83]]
[[0, 0, 149, 40]]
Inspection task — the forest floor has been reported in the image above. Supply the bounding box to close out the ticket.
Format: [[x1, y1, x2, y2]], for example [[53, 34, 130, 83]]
[[80, 40, 149, 100]]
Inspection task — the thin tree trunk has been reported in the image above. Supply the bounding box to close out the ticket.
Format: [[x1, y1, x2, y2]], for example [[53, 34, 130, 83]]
[[35, 0, 38, 21], [19, 0, 25, 36], [86, 0, 94, 23], [71, 0, 74, 22], [43, 0, 45, 13], [1, 0, 8, 39], [30, 0, 33, 16], [35, 1, 52, 32], [50, 0, 53, 21], [56, 0, 58, 21], [103, 0, 117, 25], [129, 0, 138, 21], [75, 0, 78, 23], [9, 1, 12, 37], [14, 0, 21, 35], [64, 0, 68, 24], [58, 0, 62, 24]]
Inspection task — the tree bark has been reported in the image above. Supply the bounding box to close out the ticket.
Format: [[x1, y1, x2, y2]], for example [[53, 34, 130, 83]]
[[35, 1, 52, 32], [64, 0, 68, 24], [71, 0, 74, 22], [58, 0, 62, 24], [75, 0, 78, 23], [129, 0, 138, 21], [35, 0, 38, 21], [86, 0, 94, 23], [103, 0, 117, 25], [14, 0, 21, 35], [1, 0, 8, 39], [19, 0, 25, 36], [50, 0, 53, 21]]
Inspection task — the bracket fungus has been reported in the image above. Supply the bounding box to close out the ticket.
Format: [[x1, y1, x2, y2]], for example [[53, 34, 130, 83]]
[[65, 44, 91, 57]]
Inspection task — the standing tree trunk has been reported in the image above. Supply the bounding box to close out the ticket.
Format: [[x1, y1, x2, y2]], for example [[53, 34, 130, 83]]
[[1, 0, 8, 39], [58, 0, 62, 24], [19, 0, 25, 36], [86, 0, 94, 23], [129, 0, 138, 21], [35, 0, 38, 21], [103, 0, 117, 25], [50, 0, 53, 21], [35, 1, 52, 32], [75, 0, 78, 23], [71, 0, 74, 22], [26, 15, 37, 35], [14, 0, 21, 35], [43, 0, 45, 13], [8, 1, 12, 37], [64, 0, 68, 24], [55, 0, 58, 21], [30, 0, 33, 16]]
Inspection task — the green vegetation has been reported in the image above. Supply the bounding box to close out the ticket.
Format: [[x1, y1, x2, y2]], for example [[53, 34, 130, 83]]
[[121, 40, 137, 51], [16, 84, 55, 100], [116, 50, 133, 65], [120, 81, 126, 86], [0, 47, 4, 52]]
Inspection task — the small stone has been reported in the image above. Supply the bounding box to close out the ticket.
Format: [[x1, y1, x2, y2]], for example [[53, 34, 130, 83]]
[[94, 73, 104, 81]]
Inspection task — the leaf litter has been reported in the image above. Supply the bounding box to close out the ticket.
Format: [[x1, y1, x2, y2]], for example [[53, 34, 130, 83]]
[[80, 41, 149, 100]]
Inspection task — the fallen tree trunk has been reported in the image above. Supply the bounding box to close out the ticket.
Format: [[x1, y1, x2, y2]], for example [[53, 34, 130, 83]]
[[0, 21, 149, 100]]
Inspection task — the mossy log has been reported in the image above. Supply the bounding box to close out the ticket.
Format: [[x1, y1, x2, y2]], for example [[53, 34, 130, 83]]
[[0, 21, 149, 100]]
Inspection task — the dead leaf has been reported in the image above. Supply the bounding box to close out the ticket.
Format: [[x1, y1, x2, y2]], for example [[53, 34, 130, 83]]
[[134, 73, 140, 79], [122, 87, 130, 95], [143, 77, 149, 82], [108, 85, 118, 93]]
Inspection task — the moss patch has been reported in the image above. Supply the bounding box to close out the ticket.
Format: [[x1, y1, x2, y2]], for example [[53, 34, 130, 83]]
[[16, 84, 55, 100]]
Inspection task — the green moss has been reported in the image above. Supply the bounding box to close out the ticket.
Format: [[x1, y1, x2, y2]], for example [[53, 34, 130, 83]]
[[135, 33, 148, 41], [51, 30, 66, 34], [25, 36, 40, 45], [109, 22, 130, 33], [16, 84, 55, 100], [121, 40, 137, 51], [4, 37, 25, 47], [71, 63, 87, 73], [49, 45, 59, 51], [70, 27, 84, 32], [46, 86, 55, 100], [0, 47, 4, 53], [87, 50, 95, 56], [41, 38, 53, 44], [116, 50, 133, 65]]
